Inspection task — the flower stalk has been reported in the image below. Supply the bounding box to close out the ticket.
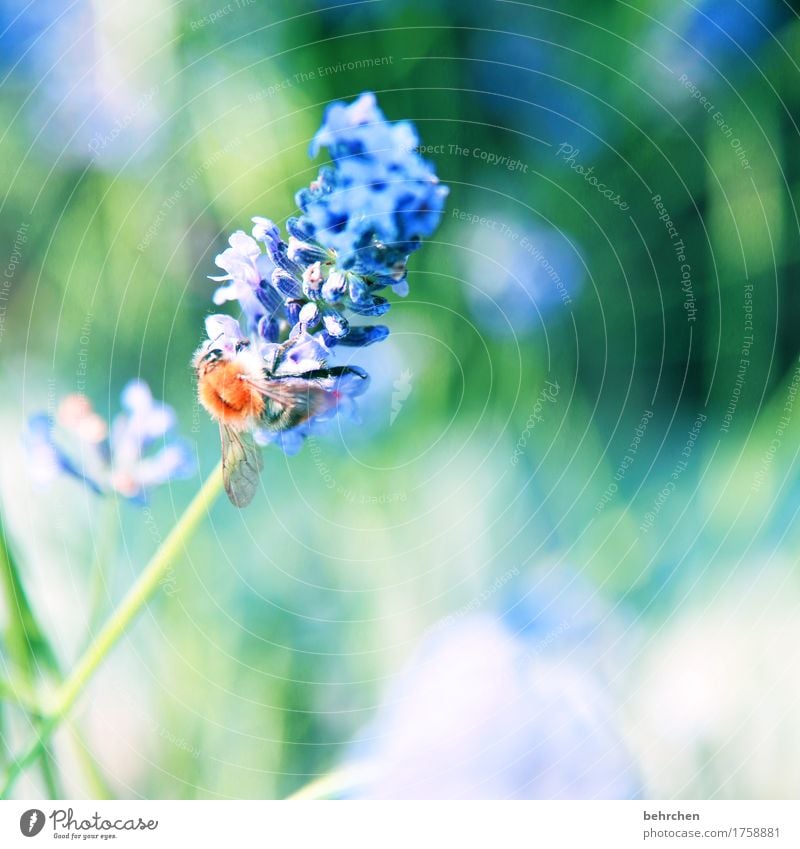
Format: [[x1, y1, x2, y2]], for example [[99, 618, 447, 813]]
[[1, 462, 223, 798], [0, 512, 61, 796], [286, 762, 373, 800]]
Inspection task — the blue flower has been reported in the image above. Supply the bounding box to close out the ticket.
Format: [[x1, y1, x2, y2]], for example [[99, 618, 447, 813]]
[[208, 230, 283, 342], [2, 0, 163, 166], [249, 214, 390, 349], [26, 409, 105, 494], [203, 313, 251, 357], [298, 93, 448, 272], [202, 93, 445, 457], [25, 381, 195, 503], [345, 613, 642, 799], [210, 94, 446, 357], [309, 92, 417, 160], [681, 0, 782, 62]]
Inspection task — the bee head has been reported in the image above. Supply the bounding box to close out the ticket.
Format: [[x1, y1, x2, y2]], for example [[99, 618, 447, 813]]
[[192, 340, 225, 374], [192, 334, 256, 376]]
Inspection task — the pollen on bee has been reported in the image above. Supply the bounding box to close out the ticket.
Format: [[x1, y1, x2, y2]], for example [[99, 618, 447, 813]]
[[198, 360, 265, 427]]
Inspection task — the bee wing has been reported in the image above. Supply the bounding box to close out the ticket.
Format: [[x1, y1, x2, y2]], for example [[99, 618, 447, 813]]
[[220, 423, 263, 507], [243, 374, 337, 429]]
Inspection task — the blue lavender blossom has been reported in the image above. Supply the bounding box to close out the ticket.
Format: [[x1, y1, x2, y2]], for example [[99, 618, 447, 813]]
[[208, 94, 446, 353], [203, 93, 446, 455], [209, 230, 283, 345], [299, 92, 448, 272], [25, 381, 194, 503], [345, 613, 642, 799]]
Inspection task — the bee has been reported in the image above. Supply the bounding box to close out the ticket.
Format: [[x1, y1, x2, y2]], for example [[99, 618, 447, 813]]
[[193, 336, 366, 507]]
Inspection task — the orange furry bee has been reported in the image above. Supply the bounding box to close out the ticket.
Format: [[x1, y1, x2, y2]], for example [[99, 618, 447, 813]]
[[193, 332, 366, 507]]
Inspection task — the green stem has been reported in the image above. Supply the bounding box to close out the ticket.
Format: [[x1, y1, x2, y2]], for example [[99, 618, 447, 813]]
[[0, 680, 43, 716], [38, 749, 60, 799], [86, 500, 119, 634], [1, 462, 224, 799], [1, 513, 61, 796], [0, 516, 57, 678], [0, 715, 58, 797], [67, 721, 114, 800], [285, 762, 374, 800]]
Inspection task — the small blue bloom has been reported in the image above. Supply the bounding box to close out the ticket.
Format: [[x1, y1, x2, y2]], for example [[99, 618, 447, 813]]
[[251, 216, 281, 247], [310, 92, 394, 158], [209, 230, 280, 338], [682, 0, 781, 63], [204, 313, 249, 355], [26, 411, 104, 494], [253, 427, 307, 457], [25, 382, 195, 503], [321, 269, 347, 302], [298, 301, 321, 327], [275, 327, 330, 375], [1, 0, 163, 166], [649, 0, 789, 98], [297, 104, 449, 271], [326, 324, 388, 348], [310, 92, 419, 163], [208, 95, 446, 358], [345, 613, 642, 799], [202, 93, 445, 458]]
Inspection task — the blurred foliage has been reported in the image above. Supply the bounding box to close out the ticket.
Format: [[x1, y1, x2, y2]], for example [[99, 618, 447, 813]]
[[2, 0, 800, 799]]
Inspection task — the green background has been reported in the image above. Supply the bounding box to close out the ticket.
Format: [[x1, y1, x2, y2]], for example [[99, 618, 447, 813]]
[[2, 0, 800, 798]]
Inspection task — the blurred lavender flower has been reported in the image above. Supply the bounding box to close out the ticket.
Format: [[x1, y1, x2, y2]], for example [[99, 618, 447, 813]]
[[646, 0, 789, 100], [502, 567, 620, 659], [463, 221, 582, 337], [347, 613, 641, 799], [25, 381, 194, 503], [201, 92, 446, 456], [678, 0, 783, 67], [468, 30, 611, 157], [2, 0, 163, 165]]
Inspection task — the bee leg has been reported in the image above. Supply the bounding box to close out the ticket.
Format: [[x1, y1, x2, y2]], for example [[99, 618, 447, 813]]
[[269, 334, 309, 373]]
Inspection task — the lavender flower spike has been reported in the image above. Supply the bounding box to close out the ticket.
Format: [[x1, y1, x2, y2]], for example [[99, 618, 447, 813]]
[[26, 380, 195, 503]]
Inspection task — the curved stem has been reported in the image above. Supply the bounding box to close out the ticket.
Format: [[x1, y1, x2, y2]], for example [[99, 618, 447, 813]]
[[0, 511, 61, 796], [0, 513, 58, 679], [285, 762, 374, 800], [86, 498, 120, 634], [1, 462, 224, 799]]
